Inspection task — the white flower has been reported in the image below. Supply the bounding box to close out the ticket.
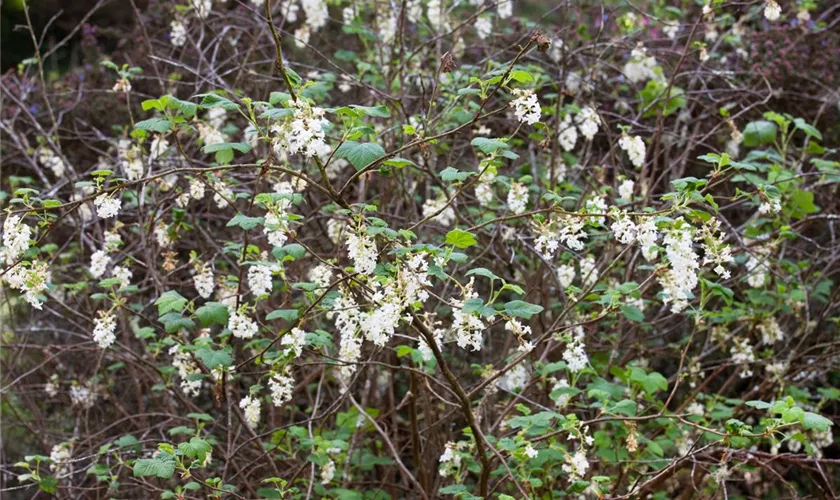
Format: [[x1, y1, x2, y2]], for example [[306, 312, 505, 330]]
[[664, 23, 679, 40], [37, 147, 66, 177], [302, 0, 329, 30], [4, 261, 51, 309], [228, 308, 259, 339], [623, 45, 659, 83], [264, 210, 289, 248], [552, 378, 571, 408], [112, 78, 131, 93], [111, 265, 132, 287], [330, 290, 363, 384], [619, 135, 646, 168], [562, 450, 590, 479], [268, 370, 295, 406], [294, 25, 311, 48], [169, 345, 202, 397], [509, 89, 541, 125], [475, 170, 496, 206], [93, 311, 117, 348], [759, 199, 782, 214], [475, 17, 492, 39], [745, 252, 768, 288], [170, 20, 187, 47], [637, 219, 659, 261], [309, 263, 333, 288], [610, 212, 638, 245], [149, 136, 169, 161], [281, 327, 307, 358], [497, 364, 529, 391], [439, 441, 463, 477], [764, 1, 781, 22], [505, 318, 532, 337], [94, 194, 121, 219], [70, 381, 98, 408], [658, 220, 699, 313], [119, 140, 143, 180], [618, 179, 634, 200], [562, 326, 589, 372], [247, 265, 273, 297], [320, 459, 336, 484], [557, 264, 575, 288], [558, 113, 578, 151], [2, 215, 32, 263], [346, 228, 377, 275], [194, 264, 215, 299], [239, 395, 261, 427], [575, 106, 600, 140], [90, 250, 111, 278], [585, 196, 607, 225], [422, 192, 455, 226], [154, 221, 171, 248], [453, 278, 488, 351], [189, 178, 206, 200], [50, 444, 72, 477], [699, 219, 733, 279], [758, 317, 785, 345], [192, 0, 211, 19], [271, 99, 330, 159], [327, 219, 345, 245], [497, 0, 513, 19], [507, 182, 528, 214], [731, 337, 755, 378], [524, 444, 538, 459], [580, 255, 598, 287], [426, 0, 448, 31]]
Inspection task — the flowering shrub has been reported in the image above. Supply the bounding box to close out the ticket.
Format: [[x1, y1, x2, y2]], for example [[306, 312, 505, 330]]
[[3, 0, 840, 498]]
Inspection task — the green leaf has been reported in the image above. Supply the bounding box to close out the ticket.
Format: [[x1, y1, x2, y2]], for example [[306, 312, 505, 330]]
[[802, 411, 833, 431], [155, 291, 188, 316], [196, 347, 233, 369], [465, 267, 501, 281], [178, 437, 211, 462], [445, 229, 477, 248], [195, 302, 230, 327], [135, 117, 171, 133], [440, 167, 472, 183], [742, 120, 777, 147], [509, 70, 534, 83], [504, 300, 544, 319], [620, 304, 644, 322], [334, 141, 386, 170], [160, 312, 196, 334], [793, 118, 822, 141], [266, 309, 299, 322], [203, 142, 252, 154], [226, 214, 264, 230], [745, 400, 772, 410], [197, 93, 240, 111], [349, 104, 390, 118], [272, 243, 306, 261], [470, 137, 509, 154], [133, 458, 176, 479], [610, 399, 637, 416], [382, 157, 415, 168]]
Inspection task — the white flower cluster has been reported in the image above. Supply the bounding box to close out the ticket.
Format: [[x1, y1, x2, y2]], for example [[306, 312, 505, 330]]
[[193, 263, 215, 299], [422, 192, 456, 226], [271, 98, 331, 159], [764, 1, 781, 22], [575, 105, 601, 140], [239, 395, 261, 427], [169, 345, 202, 397], [610, 211, 637, 245], [2, 215, 32, 263], [248, 264, 274, 297], [585, 195, 607, 225], [170, 20, 187, 47], [49, 444, 72, 477], [558, 112, 578, 151], [731, 337, 755, 378], [281, 327, 307, 358], [557, 263, 575, 288], [699, 219, 734, 279], [439, 441, 465, 477], [534, 216, 587, 259], [497, 0, 513, 19], [330, 290, 363, 384], [308, 263, 333, 288], [93, 311, 117, 348], [619, 134, 646, 168], [507, 182, 528, 214], [562, 450, 590, 479], [453, 278, 489, 351], [94, 194, 121, 219], [758, 317, 785, 345], [89, 249, 110, 278], [623, 44, 659, 83], [112, 265, 132, 288], [658, 220, 699, 313], [302, 0, 329, 30], [637, 219, 659, 261], [37, 147, 67, 177], [475, 16, 492, 40], [70, 380, 98, 408], [118, 139, 144, 180], [562, 325, 589, 372], [4, 260, 51, 309], [580, 255, 598, 287], [475, 170, 496, 206], [346, 227, 378, 275], [269, 369, 295, 406], [320, 458, 336, 484], [510, 89, 541, 125], [228, 308, 259, 339], [618, 179, 634, 200]]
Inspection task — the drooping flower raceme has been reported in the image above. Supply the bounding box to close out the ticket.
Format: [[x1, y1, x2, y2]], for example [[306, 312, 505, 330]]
[[228, 308, 259, 339], [658, 220, 700, 313], [4, 260, 51, 309], [247, 265, 273, 297], [453, 278, 489, 351], [623, 44, 659, 83], [764, 1, 781, 22], [2, 215, 32, 263], [93, 311, 117, 349], [562, 325, 589, 372], [330, 289, 363, 384], [510, 89, 541, 125], [169, 345, 202, 397], [239, 395, 261, 427], [281, 327, 307, 358], [618, 179, 635, 200], [268, 368, 295, 407], [271, 98, 331, 159], [193, 263, 215, 299], [558, 113, 578, 151], [507, 182, 528, 215], [302, 0, 329, 31], [37, 147, 67, 177], [94, 194, 121, 219], [575, 106, 600, 140], [619, 134, 646, 168], [346, 227, 377, 275], [90, 250, 111, 278]]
